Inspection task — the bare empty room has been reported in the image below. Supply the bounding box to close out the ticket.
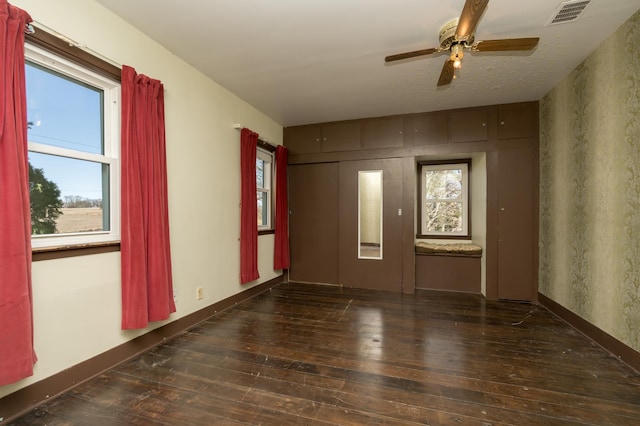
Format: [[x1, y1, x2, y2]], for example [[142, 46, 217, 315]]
[[1, 0, 640, 424]]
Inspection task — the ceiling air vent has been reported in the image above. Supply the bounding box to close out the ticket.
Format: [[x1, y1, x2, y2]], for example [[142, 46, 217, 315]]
[[547, 0, 591, 26]]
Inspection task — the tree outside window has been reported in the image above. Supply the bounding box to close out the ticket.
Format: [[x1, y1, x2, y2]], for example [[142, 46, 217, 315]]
[[419, 161, 470, 237]]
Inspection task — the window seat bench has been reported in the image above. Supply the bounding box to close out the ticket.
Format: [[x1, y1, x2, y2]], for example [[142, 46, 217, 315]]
[[415, 242, 482, 293]]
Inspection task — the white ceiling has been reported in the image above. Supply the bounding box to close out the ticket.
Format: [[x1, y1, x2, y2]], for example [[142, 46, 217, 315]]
[[94, 0, 640, 127]]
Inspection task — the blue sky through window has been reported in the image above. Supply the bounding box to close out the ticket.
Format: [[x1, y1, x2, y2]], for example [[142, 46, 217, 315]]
[[26, 62, 104, 200]]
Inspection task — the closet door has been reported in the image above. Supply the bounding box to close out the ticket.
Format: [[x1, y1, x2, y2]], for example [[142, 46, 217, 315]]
[[338, 158, 403, 291], [288, 163, 340, 284], [497, 139, 537, 301]]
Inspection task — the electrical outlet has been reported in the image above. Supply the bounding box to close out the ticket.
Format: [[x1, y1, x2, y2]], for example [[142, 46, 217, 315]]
[[196, 287, 204, 300], [173, 289, 178, 304]]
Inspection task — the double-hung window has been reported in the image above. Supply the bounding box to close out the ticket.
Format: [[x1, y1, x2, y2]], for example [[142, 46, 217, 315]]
[[25, 44, 120, 248], [419, 161, 470, 238], [256, 146, 274, 231]]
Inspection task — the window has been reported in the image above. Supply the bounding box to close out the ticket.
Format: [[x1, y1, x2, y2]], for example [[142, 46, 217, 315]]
[[256, 146, 274, 231], [26, 44, 120, 248], [419, 161, 470, 238]]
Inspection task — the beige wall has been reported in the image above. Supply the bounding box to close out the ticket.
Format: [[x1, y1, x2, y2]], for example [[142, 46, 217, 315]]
[[2, 0, 283, 398], [539, 10, 640, 351]]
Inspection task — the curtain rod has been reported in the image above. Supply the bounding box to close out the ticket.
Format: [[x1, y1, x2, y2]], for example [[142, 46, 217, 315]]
[[30, 20, 122, 69], [28, 21, 168, 92], [233, 123, 277, 148]]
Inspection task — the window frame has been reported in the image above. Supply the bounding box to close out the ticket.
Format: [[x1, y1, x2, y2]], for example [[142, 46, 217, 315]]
[[256, 141, 275, 234], [25, 43, 121, 249], [417, 159, 471, 239]]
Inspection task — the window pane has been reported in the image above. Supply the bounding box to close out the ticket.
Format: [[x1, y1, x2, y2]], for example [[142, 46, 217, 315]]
[[256, 158, 265, 188], [424, 169, 462, 200], [257, 190, 268, 227], [425, 201, 462, 233], [26, 62, 103, 155], [29, 152, 108, 235]]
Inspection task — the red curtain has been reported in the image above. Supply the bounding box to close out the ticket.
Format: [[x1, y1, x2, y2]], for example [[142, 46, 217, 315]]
[[121, 65, 175, 330], [0, 0, 37, 386], [273, 145, 290, 270], [240, 128, 260, 284]]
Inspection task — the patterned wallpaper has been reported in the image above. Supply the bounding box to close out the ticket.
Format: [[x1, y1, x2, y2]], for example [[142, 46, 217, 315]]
[[539, 10, 640, 351]]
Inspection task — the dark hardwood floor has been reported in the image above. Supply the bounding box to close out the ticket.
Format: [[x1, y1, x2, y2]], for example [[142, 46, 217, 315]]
[[9, 282, 640, 425]]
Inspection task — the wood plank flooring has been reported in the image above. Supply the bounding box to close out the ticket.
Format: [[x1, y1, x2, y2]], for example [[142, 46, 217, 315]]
[[9, 283, 640, 425]]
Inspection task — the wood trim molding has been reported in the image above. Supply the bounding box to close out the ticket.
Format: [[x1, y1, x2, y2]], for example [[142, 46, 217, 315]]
[[32, 242, 120, 261], [26, 27, 121, 81], [415, 252, 482, 258], [0, 275, 284, 423], [538, 292, 640, 373]]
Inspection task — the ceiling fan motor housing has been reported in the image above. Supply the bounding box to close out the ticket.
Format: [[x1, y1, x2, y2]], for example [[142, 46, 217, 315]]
[[439, 18, 475, 49]]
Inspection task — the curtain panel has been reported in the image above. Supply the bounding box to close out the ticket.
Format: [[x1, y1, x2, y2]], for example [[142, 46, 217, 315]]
[[240, 128, 260, 284], [120, 65, 175, 330], [273, 145, 290, 270], [0, 0, 37, 386]]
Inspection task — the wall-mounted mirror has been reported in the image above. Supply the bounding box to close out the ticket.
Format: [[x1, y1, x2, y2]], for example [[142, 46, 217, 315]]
[[358, 170, 383, 259]]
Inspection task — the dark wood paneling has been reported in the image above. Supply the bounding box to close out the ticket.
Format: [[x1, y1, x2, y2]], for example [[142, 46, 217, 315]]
[[338, 159, 403, 291], [404, 112, 448, 146], [287, 140, 490, 164], [498, 102, 538, 139], [485, 150, 500, 300], [362, 117, 404, 149], [284, 102, 539, 301], [288, 163, 339, 284], [401, 157, 416, 294], [10, 283, 640, 425], [283, 125, 321, 154], [449, 108, 488, 143], [497, 139, 537, 301], [415, 254, 481, 293], [321, 122, 361, 152]]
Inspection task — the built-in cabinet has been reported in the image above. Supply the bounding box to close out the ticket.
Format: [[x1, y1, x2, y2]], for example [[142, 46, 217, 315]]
[[363, 117, 404, 149], [288, 163, 339, 284], [337, 158, 404, 291], [403, 112, 448, 146], [284, 121, 361, 154], [498, 102, 537, 140], [496, 139, 538, 301], [285, 102, 538, 301], [449, 108, 488, 143]]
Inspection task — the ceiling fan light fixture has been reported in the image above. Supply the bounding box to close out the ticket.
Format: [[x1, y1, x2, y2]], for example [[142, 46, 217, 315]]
[[450, 44, 464, 68]]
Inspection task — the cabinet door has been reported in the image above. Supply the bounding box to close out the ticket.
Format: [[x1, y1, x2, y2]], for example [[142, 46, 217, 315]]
[[284, 125, 322, 154], [404, 112, 448, 146], [449, 108, 488, 143], [289, 163, 339, 284], [498, 103, 537, 139], [321, 122, 361, 152], [363, 117, 404, 149], [497, 140, 536, 301]]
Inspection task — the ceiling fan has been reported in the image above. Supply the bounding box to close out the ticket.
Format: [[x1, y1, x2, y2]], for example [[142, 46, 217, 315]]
[[385, 0, 539, 86]]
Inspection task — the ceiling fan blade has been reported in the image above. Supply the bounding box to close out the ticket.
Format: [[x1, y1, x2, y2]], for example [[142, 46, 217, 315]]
[[437, 59, 455, 86], [473, 37, 540, 52], [455, 0, 490, 41], [385, 47, 439, 62]]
